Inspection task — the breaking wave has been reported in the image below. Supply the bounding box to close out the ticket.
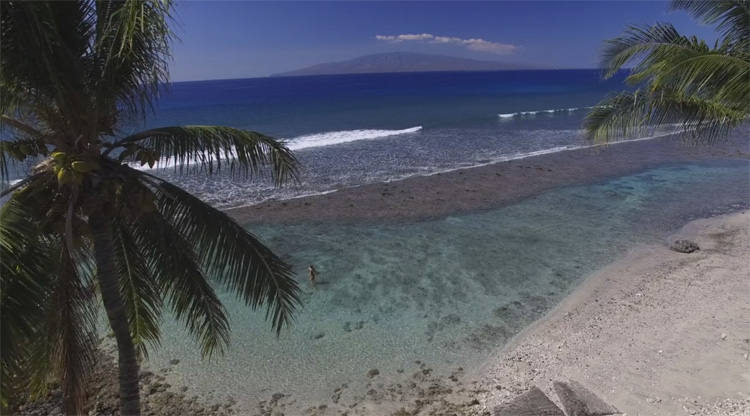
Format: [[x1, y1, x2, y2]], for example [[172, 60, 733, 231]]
[[498, 107, 595, 119], [284, 126, 422, 151]]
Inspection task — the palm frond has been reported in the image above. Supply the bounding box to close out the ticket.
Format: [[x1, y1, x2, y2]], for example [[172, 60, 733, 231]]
[[93, 0, 175, 120], [663, 55, 748, 107], [144, 175, 302, 336], [0, 115, 46, 139], [600, 23, 699, 79], [45, 243, 98, 415], [0, 137, 50, 183], [112, 218, 164, 360], [0, 199, 56, 401], [584, 88, 746, 144], [129, 206, 231, 358], [110, 125, 300, 184], [670, 0, 750, 46], [0, 197, 98, 414], [0, 1, 94, 126]]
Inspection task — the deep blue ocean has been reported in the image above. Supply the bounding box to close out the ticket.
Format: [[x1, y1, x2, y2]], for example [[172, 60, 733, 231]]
[[144, 69, 633, 207]]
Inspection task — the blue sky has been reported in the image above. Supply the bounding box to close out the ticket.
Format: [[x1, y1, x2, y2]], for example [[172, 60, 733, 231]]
[[170, 1, 718, 81]]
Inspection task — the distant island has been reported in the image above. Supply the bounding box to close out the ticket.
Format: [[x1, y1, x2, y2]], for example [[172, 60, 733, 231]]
[[271, 52, 540, 77]]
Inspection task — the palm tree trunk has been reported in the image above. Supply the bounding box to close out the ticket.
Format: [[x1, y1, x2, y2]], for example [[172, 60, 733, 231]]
[[89, 214, 141, 416]]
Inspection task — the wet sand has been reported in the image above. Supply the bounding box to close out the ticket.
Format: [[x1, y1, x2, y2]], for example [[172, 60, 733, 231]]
[[227, 132, 749, 225]]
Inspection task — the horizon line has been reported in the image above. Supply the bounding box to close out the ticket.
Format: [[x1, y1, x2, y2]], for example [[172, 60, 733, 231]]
[[170, 67, 615, 84]]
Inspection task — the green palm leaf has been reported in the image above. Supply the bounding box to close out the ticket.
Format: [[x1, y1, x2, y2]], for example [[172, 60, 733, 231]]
[[0, 135, 50, 184], [93, 0, 174, 120], [141, 173, 302, 335], [585, 88, 745, 144], [670, 0, 750, 46], [112, 219, 164, 360], [0, 197, 98, 414], [131, 209, 231, 357], [38, 244, 98, 415], [0, 1, 93, 124], [0, 199, 56, 403], [109, 125, 300, 184], [600, 23, 694, 79], [587, 0, 749, 143]]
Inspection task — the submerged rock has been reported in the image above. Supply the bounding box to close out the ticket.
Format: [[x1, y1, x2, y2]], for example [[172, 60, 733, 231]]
[[670, 239, 700, 253]]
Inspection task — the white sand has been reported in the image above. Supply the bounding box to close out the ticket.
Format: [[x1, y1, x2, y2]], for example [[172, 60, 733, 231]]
[[471, 211, 750, 416]]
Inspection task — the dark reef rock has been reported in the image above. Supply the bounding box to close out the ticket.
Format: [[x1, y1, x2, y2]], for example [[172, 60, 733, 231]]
[[670, 239, 700, 253]]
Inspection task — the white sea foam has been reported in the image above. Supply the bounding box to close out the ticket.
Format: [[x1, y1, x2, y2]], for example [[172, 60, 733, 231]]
[[285, 126, 422, 151], [498, 106, 595, 119], [126, 126, 423, 172]]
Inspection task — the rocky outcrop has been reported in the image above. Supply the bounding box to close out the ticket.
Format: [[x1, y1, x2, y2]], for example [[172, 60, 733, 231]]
[[553, 381, 619, 416], [493, 381, 620, 416], [494, 386, 566, 416], [670, 239, 700, 253], [12, 347, 235, 416]]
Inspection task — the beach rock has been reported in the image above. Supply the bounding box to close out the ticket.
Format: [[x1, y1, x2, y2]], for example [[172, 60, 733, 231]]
[[553, 380, 619, 416], [493, 386, 565, 416], [169, 358, 180, 365], [670, 239, 700, 253], [313, 332, 325, 340], [367, 368, 380, 378]]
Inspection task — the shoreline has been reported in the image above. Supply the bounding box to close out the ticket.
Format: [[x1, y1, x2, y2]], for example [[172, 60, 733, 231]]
[[273, 211, 749, 416], [226, 131, 748, 225], [469, 210, 750, 416], [13, 133, 749, 415], [17, 211, 748, 416]]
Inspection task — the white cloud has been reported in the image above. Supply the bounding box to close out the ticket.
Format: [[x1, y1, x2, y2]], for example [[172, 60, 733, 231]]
[[376, 33, 518, 55], [376, 34, 435, 42]]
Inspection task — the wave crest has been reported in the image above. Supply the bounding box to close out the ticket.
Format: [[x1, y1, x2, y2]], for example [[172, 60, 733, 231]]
[[498, 107, 594, 119], [285, 126, 422, 151]]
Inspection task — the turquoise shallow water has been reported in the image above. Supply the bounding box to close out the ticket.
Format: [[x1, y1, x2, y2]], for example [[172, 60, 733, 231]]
[[145, 160, 748, 410]]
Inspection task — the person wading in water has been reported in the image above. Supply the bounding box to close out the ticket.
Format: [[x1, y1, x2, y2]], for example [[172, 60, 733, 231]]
[[309, 264, 317, 287]]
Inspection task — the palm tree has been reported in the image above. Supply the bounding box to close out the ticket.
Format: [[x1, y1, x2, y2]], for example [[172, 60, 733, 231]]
[[0, 2, 302, 415], [584, 0, 749, 143]]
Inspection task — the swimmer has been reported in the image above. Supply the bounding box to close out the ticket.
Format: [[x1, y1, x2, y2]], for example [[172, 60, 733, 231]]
[[308, 264, 317, 286]]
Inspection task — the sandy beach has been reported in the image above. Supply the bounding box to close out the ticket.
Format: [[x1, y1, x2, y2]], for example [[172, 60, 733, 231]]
[[255, 210, 749, 416], [471, 210, 750, 416]]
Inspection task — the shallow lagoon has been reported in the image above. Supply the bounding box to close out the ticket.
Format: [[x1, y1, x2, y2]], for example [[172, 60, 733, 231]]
[[145, 160, 748, 411]]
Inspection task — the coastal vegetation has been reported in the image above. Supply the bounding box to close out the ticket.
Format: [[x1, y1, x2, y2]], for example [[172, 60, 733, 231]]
[[585, 0, 749, 143], [0, 1, 301, 415]]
